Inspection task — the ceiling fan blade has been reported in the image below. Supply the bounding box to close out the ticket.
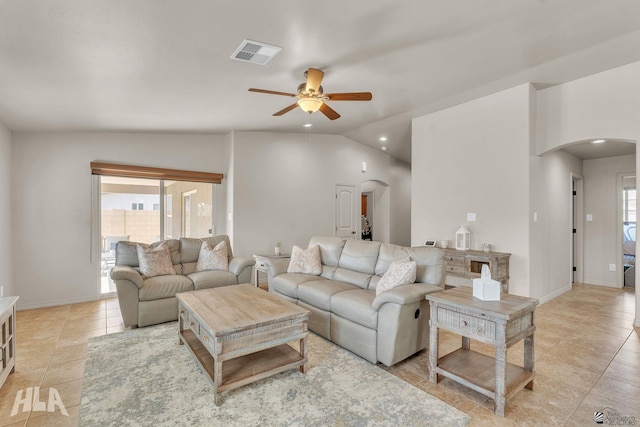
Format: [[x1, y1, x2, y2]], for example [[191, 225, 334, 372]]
[[273, 103, 299, 116], [249, 88, 297, 97], [326, 92, 373, 101], [319, 103, 340, 120], [305, 68, 324, 94]]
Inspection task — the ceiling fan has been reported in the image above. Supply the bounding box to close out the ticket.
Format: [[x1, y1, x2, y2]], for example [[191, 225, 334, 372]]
[[248, 68, 372, 120]]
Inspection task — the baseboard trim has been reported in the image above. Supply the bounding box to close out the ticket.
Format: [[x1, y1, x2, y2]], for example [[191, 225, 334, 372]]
[[580, 279, 621, 289], [538, 284, 572, 305], [17, 295, 100, 311]]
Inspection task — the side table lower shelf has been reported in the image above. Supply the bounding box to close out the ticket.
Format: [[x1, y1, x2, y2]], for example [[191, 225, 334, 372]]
[[437, 348, 534, 402]]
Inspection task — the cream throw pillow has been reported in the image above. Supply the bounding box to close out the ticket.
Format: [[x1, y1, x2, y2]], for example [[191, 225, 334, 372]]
[[136, 242, 176, 278], [287, 245, 322, 275], [196, 240, 229, 272], [376, 257, 417, 295]]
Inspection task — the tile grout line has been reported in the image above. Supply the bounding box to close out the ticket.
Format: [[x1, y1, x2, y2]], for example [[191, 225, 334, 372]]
[[564, 287, 634, 424]]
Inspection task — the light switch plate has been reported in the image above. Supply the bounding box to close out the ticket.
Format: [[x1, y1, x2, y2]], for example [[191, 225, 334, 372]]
[[586, 214, 593, 222]]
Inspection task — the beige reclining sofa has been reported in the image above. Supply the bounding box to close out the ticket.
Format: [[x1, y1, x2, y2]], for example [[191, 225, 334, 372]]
[[266, 236, 445, 366], [111, 235, 254, 328]]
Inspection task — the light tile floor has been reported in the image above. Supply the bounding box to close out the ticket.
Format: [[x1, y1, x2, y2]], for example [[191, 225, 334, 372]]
[[0, 284, 637, 426]]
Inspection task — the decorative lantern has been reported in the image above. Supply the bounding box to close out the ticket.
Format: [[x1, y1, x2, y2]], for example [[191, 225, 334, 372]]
[[455, 225, 470, 251]]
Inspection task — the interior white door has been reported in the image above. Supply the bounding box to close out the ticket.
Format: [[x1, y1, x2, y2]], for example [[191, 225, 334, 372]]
[[335, 184, 357, 239]]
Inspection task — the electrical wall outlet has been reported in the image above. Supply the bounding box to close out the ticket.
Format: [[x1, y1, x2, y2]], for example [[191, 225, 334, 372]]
[[467, 213, 476, 222], [0, 285, 3, 297], [609, 263, 616, 272]]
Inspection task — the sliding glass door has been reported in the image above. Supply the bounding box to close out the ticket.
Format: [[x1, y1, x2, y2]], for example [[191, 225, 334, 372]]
[[99, 177, 216, 296]]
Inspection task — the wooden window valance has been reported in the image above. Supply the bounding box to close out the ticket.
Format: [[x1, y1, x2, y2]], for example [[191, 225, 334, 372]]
[[90, 162, 223, 184]]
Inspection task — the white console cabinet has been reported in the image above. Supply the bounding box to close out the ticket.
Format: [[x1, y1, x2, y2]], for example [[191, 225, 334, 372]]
[[0, 296, 18, 389]]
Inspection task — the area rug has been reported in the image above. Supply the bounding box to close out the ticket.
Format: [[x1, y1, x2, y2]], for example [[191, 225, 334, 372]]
[[80, 322, 470, 426]]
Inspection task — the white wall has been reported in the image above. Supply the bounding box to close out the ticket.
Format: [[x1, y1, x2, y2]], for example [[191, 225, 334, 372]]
[[537, 61, 640, 152], [529, 149, 583, 301], [224, 132, 235, 244], [0, 122, 11, 297], [536, 60, 640, 326], [229, 131, 411, 257], [12, 132, 229, 309], [582, 155, 636, 287], [412, 84, 533, 296], [9, 129, 409, 309], [389, 164, 412, 246]]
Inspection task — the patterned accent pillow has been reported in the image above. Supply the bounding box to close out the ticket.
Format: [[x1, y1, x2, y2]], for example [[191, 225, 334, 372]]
[[136, 242, 177, 278], [287, 245, 322, 275], [195, 240, 229, 272], [376, 257, 417, 296]]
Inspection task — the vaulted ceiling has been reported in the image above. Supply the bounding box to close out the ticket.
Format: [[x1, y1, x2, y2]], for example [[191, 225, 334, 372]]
[[1, 1, 640, 163]]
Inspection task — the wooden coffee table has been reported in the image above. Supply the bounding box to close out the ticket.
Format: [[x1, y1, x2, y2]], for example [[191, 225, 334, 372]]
[[176, 284, 309, 405]]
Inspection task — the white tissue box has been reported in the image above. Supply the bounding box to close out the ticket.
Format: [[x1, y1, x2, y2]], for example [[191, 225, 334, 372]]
[[472, 278, 501, 301]]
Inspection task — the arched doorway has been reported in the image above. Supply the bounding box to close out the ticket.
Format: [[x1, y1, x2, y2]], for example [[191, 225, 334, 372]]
[[360, 180, 390, 243]]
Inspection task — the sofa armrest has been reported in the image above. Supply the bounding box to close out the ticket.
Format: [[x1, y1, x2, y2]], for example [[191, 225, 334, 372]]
[[372, 282, 443, 311], [110, 265, 144, 288], [229, 256, 256, 277], [264, 258, 290, 277]]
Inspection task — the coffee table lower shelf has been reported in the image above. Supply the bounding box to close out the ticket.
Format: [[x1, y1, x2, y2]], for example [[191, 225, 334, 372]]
[[437, 348, 534, 401], [180, 329, 306, 397]]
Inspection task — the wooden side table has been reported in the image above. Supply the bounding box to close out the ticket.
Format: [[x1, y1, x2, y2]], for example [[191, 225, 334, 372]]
[[253, 254, 290, 287], [425, 287, 537, 416], [0, 296, 19, 390]]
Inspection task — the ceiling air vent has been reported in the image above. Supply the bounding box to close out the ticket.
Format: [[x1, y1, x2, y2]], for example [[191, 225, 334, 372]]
[[230, 39, 281, 65]]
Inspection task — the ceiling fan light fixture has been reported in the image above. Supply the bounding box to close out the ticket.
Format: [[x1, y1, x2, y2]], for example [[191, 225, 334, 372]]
[[297, 97, 323, 114]]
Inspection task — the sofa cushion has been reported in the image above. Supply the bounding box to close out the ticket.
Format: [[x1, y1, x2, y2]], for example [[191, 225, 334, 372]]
[[196, 240, 228, 272], [187, 270, 237, 290], [116, 239, 182, 274], [333, 267, 372, 289], [287, 245, 322, 275], [330, 289, 378, 329], [338, 240, 380, 274], [376, 258, 417, 296], [180, 235, 234, 264], [308, 236, 346, 267], [271, 273, 322, 299], [138, 275, 193, 301], [297, 280, 356, 311], [136, 242, 177, 278], [407, 246, 445, 285], [375, 243, 411, 276], [319, 265, 337, 280]]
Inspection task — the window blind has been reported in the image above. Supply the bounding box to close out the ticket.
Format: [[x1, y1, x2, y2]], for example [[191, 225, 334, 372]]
[[90, 162, 223, 184]]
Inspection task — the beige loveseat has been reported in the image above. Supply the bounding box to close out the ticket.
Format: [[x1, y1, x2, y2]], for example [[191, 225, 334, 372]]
[[110, 235, 254, 327], [266, 236, 445, 366]]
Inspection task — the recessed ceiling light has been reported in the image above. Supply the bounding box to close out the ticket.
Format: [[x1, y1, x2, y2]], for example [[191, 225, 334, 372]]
[[592, 139, 605, 144], [303, 123, 312, 128], [381, 146, 388, 151], [379, 137, 387, 142]]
